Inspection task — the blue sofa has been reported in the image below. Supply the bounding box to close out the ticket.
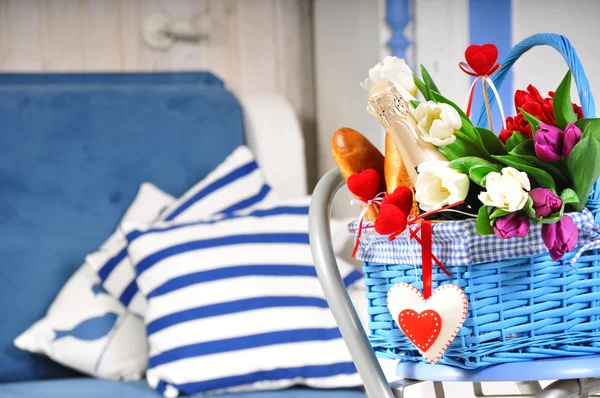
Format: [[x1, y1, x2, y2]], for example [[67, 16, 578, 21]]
[[0, 72, 364, 397]]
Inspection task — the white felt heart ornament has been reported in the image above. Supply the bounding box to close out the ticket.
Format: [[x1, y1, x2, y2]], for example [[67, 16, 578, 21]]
[[387, 283, 468, 363]]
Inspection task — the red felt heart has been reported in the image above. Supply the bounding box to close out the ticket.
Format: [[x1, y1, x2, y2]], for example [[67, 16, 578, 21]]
[[382, 186, 413, 216], [398, 309, 442, 352], [465, 44, 498, 76], [374, 204, 407, 235], [347, 169, 380, 201]]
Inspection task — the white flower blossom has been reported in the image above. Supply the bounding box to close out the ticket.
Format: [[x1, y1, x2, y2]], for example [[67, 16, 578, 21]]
[[414, 101, 462, 146], [361, 56, 418, 117], [415, 161, 470, 211], [478, 167, 531, 212]]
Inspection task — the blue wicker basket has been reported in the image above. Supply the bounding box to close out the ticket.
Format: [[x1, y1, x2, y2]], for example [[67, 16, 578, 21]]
[[355, 33, 600, 369]]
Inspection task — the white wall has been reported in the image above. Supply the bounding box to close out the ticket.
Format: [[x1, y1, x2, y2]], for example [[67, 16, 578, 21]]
[[313, 0, 387, 171], [313, 0, 388, 218], [413, 0, 470, 108]]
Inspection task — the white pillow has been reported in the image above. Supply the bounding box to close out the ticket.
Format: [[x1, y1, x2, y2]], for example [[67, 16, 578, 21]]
[[126, 197, 364, 397], [86, 146, 278, 316], [14, 183, 174, 380]]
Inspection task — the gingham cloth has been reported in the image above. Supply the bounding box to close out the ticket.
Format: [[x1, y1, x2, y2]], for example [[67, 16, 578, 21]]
[[350, 209, 597, 266]]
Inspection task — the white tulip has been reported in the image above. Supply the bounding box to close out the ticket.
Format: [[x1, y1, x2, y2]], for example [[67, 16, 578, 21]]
[[478, 167, 531, 212], [414, 101, 462, 146], [361, 56, 418, 116], [415, 161, 470, 211]]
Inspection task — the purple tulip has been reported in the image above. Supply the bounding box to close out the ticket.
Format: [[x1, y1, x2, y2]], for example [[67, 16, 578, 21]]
[[493, 212, 530, 239], [529, 188, 562, 218], [534, 123, 564, 162], [541, 215, 579, 261], [562, 122, 582, 159]]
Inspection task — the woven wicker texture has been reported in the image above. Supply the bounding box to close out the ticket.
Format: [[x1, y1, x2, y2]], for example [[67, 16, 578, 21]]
[[364, 33, 600, 369]]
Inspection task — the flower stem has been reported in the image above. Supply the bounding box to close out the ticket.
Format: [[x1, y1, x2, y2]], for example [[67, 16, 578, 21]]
[[482, 77, 494, 133]]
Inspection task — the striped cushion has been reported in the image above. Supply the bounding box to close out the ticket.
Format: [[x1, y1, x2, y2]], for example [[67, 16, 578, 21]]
[[87, 146, 277, 315], [126, 198, 363, 396]]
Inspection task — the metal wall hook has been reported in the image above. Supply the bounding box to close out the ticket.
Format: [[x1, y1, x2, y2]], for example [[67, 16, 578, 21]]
[[143, 12, 211, 50]]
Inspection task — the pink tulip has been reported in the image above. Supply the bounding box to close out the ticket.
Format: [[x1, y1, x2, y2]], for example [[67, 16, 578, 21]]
[[493, 212, 530, 239], [541, 215, 578, 261]]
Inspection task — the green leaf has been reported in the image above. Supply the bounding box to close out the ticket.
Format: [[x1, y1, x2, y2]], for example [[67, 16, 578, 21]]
[[454, 131, 478, 146], [437, 143, 467, 161], [420, 65, 440, 95], [489, 208, 510, 225], [413, 75, 430, 101], [523, 196, 537, 219], [470, 165, 502, 187], [567, 134, 600, 211], [510, 139, 571, 188], [510, 140, 569, 178], [459, 117, 486, 151], [575, 118, 600, 138], [518, 108, 542, 134], [559, 188, 580, 205], [476, 205, 495, 235], [505, 132, 527, 152], [539, 211, 564, 224], [509, 139, 535, 156], [410, 99, 421, 109], [449, 157, 498, 174], [492, 155, 556, 191], [516, 155, 570, 190], [553, 70, 578, 130], [438, 137, 485, 161], [575, 118, 600, 144], [508, 139, 571, 189], [476, 127, 507, 156]]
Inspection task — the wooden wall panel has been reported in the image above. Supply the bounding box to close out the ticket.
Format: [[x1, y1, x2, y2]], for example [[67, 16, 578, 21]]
[[82, 0, 122, 71], [40, 0, 86, 70], [0, 0, 44, 70], [0, 0, 316, 186]]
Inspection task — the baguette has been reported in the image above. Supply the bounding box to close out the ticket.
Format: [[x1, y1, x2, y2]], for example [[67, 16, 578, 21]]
[[384, 132, 419, 214], [332, 127, 385, 222]]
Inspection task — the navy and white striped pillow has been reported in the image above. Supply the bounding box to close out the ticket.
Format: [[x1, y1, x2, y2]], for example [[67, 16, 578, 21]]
[[86, 146, 277, 315], [126, 199, 363, 396]]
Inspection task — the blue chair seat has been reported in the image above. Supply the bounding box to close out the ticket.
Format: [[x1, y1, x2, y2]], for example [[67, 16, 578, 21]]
[[0, 378, 366, 398], [396, 355, 600, 382]]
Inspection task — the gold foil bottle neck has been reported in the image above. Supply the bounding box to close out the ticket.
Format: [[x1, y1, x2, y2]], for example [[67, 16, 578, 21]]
[[367, 81, 413, 128]]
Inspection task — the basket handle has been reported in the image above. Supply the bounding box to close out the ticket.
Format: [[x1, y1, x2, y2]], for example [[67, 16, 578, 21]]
[[477, 33, 596, 128], [476, 33, 600, 220]]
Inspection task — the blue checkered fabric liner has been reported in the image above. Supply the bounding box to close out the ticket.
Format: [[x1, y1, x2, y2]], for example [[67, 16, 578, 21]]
[[350, 209, 596, 266]]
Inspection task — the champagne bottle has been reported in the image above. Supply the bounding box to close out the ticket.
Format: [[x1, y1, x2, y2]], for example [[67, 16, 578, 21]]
[[367, 81, 446, 185]]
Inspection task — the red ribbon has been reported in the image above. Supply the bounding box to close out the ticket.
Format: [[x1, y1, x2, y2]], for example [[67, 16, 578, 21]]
[[350, 194, 384, 257], [353, 201, 467, 298], [399, 203, 462, 298], [352, 215, 367, 258], [421, 220, 433, 299], [458, 62, 501, 117], [458, 62, 500, 77], [353, 201, 466, 290]]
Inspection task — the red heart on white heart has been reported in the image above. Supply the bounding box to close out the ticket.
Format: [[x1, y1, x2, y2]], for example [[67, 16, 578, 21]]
[[387, 283, 468, 363]]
